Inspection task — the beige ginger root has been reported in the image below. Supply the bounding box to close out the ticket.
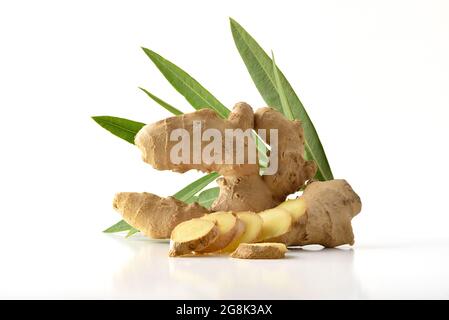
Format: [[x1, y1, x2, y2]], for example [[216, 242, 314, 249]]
[[166, 179, 361, 257], [254, 107, 317, 202], [134, 103, 316, 212], [231, 243, 288, 259], [260, 179, 361, 247], [113, 192, 209, 239], [293, 179, 362, 247]]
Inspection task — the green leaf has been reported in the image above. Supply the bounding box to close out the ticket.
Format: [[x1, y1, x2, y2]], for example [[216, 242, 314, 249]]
[[173, 172, 220, 202], [198, 187, 220, 208], [139, 87, 183, 116], [103, 219, 133, 233], [92, 116, 145, 144], [184, 195, 199, 204], [272, 52, 294, 120], [230, 18, 333, 181], [142, 47, 230, 119], [252, 129, 269, 168], [125, 228, 140, 238]]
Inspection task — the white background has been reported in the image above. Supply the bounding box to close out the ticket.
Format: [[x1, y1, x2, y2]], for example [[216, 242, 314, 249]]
[[1, 0, 448, 299]]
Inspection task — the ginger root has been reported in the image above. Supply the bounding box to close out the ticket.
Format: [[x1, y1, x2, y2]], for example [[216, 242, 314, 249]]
[[293, 179, 362, 247], [230, 243, 288, 259], [113, 192, 209, 239], [166, 179, 361, 257], [258, 179, 361, 247], [134, 103, 316, 212]]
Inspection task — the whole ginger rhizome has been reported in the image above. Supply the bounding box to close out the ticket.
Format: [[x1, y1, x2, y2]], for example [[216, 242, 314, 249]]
[[113, 102, 361, 258]]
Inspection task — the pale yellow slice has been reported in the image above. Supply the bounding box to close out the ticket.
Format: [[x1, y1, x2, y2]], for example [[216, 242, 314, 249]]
[[198, 212, 240, 252], [222, 212, 262, 252], [169, 219, 219, 256], [259, 208, 292, 241]]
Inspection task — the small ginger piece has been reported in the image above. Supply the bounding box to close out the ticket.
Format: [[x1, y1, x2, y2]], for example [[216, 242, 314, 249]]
[[231, 243, 287, 259], [113, 192, 209, 239], [169, 219, 219, 257], [258, 208, 293, 242], [197, 212, 243, 253]]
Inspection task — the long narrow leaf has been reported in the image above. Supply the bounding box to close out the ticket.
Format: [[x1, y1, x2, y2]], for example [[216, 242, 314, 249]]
[[125, 227, 140, 238], [230, 18, 333, 181], [92, 116, 145, 144], [272, 52, 294, 120], [173, 172, 220, 202], [142, 47, 230, 119], [184, 195, 199, 204], [103, 220, 133, 233], [139, 87, 183, 115]]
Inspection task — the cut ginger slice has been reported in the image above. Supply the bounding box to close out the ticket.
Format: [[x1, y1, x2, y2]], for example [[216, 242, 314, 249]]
[[169, 219, 219, 257], [277, 198, 307, 221], [259, 208, 292, 241], [231, 243, 287, 259], [222, 212, 262, 252], [197, 212, 242, 253]]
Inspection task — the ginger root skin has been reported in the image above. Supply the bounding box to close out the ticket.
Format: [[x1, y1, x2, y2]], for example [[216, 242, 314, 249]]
[[212, 175, 276, 212], [134, 103, 315, 212], [292, 179, 362, 247], [231, 243, 287, 259], [254, 107, 316, 202], [113, 192, 209, 239]]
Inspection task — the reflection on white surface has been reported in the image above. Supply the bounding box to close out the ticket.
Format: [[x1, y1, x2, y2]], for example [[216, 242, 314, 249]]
[[109, 237, 449, 299], [0, 231, 448, 299], [113, 239, 361, 299]]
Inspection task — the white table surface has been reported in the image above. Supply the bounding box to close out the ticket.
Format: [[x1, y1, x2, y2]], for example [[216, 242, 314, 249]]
[[2, 232, 448, 299]]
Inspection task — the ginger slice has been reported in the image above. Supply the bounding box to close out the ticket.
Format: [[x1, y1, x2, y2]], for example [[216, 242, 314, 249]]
[[277, 198, 307, 221], [275, 198, 308, 245], [197, 212, 242, 253], [258, 208, 292, 242], [169, 219, 219, 257], [231, 243, 287, 259], [222, 212, 262, 252]]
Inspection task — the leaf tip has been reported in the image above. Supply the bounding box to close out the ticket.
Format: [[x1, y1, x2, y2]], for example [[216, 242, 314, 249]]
[[91, 116, 101, 124]]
